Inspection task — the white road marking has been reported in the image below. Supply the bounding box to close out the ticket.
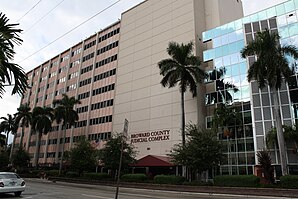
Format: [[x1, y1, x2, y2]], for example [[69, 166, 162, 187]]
[[81, 194, 112, 199]]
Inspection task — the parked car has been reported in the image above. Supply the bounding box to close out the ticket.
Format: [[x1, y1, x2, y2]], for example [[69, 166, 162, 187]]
[[0, 172, 25, 197]]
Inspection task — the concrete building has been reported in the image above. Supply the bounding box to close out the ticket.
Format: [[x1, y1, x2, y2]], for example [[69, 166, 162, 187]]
[[16, 0, 244, 166], [17, 22, 120, 164], [112, 0, 243, 159]]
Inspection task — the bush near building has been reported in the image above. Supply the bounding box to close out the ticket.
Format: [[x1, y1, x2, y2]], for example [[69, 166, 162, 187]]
[[83, 173, 111, 180], [46, 170, 60, 177], [154, 175, 185, 185], [280, 175, 298, 189], [66, 171, 79, 178], [121, 174, 148, 183], [214, 175, 260, 187]]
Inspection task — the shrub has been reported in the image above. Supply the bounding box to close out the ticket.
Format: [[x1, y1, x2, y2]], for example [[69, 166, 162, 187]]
[[83, 173, 110, 180], [280, 175, 298, 189], [214, 175, 260, 187], [46, 170, 60, 177], [154, 175, 185, 185], [182, 181, 213, 186], [66, 171, 79, 178], [121, 174, 148, 183]]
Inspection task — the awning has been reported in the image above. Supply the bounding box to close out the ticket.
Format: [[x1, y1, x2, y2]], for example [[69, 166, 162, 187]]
[[131, 155, 175, 167]]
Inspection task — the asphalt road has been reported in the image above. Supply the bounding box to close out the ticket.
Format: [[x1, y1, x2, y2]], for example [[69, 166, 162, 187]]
[[0, 180, 293, 199]]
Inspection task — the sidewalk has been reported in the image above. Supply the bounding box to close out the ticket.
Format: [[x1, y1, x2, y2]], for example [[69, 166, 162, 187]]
[[25, 178, 298, 198]]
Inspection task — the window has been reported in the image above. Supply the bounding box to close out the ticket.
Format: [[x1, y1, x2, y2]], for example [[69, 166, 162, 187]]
[[94, 68, 116, 82], [55, 88, 65, 96], [95, 54, 117, 68], [97, 41, 119, 55], [84, 40, 96, 50], [66, 83, 77, 92], [92, 83, 115, 96], [88, 132, 111, 141], [49, 71, 57, 78], [81, 65, 93, 74], [68, 72, 78, 80], [71, 48, 82, 57], [60, 54, 70, 62], [79, 78, 92, 87], [78, 91, 90, 100], [89, 115, 112, 125], [91, 99, 113, 110], [58, 66, 67, 73], [70, 59, 80, 68], [74, 120, 87, 128], [50, 61, 58, 68], [98, 28, 120, 43], [57, 77, 66, 84], [82, 52, 94, 62], [76, 105, 89, 113]]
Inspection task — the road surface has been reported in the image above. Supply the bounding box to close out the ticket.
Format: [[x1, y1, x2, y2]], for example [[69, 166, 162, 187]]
[[0, 180, 293, 199]]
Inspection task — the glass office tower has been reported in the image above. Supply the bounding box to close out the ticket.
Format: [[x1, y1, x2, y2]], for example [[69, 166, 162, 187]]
[[203, 0, 298, 176]]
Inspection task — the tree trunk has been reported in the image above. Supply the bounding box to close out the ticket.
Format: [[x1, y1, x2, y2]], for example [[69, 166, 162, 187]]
[[10, 134, 16, 164], [272, 89, 288, 176], [33, 132, 42, 168], [5, 132, 9, 149], [19, 125, 24, 149], [181, 92, 187, 178], [181, 92, 186, 146], [59, 126, 66, 175]]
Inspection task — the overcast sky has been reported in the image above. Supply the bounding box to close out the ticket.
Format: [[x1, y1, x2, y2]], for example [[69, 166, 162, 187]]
[[0, 0, 288, 122]]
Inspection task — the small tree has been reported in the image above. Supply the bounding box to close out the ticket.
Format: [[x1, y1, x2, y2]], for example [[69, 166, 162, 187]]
[[0, 150, 9, 171], [257, 149, 274, 184], [170, 124, 224, 180], [69, 138, 97, 176], [12, 147, 30, 169], [98, 134, 136, 176]]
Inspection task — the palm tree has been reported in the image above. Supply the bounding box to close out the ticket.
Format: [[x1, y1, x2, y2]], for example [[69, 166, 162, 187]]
[[0, 12, 28, 97], [31, 106, 54, 167], [15, 103, 32, 149], [158, 41, 205, 146], [0, 114, 17, 148], [53, 94, 81, 174], [241, 30, 298, 176]]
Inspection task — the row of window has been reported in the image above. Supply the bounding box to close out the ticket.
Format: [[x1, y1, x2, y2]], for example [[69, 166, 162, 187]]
[[47, 152, 55, 158], [92, 83, 115, 96], [70, 59, 80, 68], [88, 132, 111, 141], [50, 126, 59, 132], [79, 78, 92, 87], [78, 91, 90, 100], [89, 115, 112, 125], [60, 55, 70, 63], [91, 99, 113, 111], [98, 28, 120, 43], [82, 52, 94, 62], [74, 120, 87, 128], [84, 40, 96, 50], [58, 66, 67, 73], [94, 68, 116, 82], [71, 48, 82, 57], [68, 72, 79, 80], [60, 137, 70, 143], [66, 83, 77, 92], [97, 41, 119, 55], [77, 105, 88, 113], [48, 138, 58, 145], [95, 54, 118, 68], [81, 65, 93, 75]]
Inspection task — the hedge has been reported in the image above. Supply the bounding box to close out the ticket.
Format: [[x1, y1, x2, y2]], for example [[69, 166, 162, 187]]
[[280, 175, 298, 189], [83, 173, 111, 180], [46, 170, 60, 177], [121, 174, 148, 183], [214, 175, 260, 187], [66, 171, 79, 178], [154, 175, 185, 185]]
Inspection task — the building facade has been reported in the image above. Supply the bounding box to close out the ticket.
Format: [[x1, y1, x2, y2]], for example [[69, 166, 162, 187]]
[[17, 22, 120, 165], [203, 0, 298, 175]]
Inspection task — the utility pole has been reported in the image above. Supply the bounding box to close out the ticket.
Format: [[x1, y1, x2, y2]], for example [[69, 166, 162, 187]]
[[115, 119, 128, 199]]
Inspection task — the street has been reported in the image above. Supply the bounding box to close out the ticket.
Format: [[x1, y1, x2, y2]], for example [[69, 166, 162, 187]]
[[0, 180, 293, 199]]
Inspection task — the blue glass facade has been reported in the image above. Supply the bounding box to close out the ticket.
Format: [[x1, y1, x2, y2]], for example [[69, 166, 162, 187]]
[[203, 0, 298, 176]]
